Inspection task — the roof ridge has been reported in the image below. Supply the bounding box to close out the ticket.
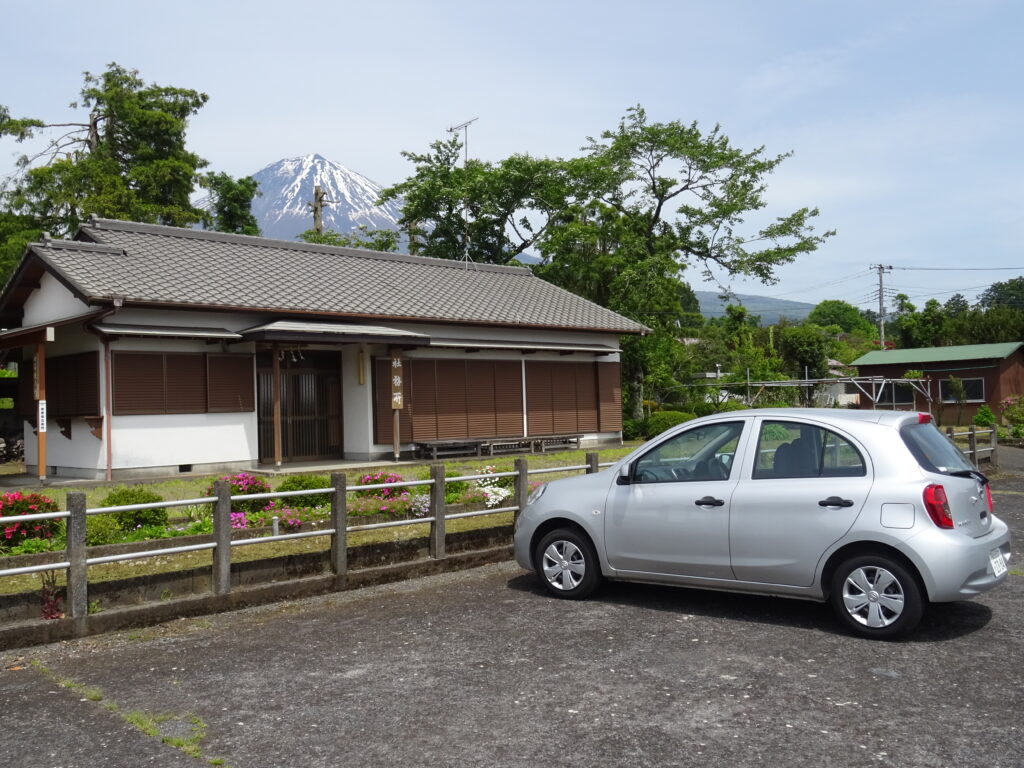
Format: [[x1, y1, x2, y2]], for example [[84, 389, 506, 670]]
[[32, 239, 124, 256], [81, 217, 533, 275]]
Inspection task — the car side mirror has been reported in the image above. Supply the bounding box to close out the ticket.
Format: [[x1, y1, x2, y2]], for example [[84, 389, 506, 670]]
[[616, 464, 632, 485]]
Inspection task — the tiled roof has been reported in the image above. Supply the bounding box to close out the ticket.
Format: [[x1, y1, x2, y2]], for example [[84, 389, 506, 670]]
[[20, 218, 646, 334], [852, 342, 1024, 366]]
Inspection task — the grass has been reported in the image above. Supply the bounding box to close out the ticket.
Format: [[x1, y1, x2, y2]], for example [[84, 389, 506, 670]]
[[30, 660, 228, 766]]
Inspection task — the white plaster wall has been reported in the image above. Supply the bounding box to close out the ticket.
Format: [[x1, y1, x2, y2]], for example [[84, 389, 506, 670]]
[[20, 273, 90, 326], [111, 412, 257, 468], [341, 345, 374, 456]]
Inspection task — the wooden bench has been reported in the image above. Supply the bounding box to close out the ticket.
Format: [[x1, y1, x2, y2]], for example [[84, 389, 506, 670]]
[[483, 439, 533, 456], [415, 440, 485, 460], [531, 434, 582, 453]]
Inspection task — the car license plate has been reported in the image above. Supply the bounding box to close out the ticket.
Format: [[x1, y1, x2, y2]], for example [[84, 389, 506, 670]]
[[990, 548, 1007, 577]]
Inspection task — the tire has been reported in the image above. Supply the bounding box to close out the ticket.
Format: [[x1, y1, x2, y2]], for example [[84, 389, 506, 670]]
[[829, 554, 924, 640], [534, 528, 601, 599]]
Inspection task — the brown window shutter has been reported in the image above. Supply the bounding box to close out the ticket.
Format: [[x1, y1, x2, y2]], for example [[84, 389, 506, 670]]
[[575, 362, 598, 432], [494, 361, 523, 437], [50, 353, 100, 417], [526, 361, 554, 436], [165, 354, 207, 414], [409, 359, 437, 440], [466, 360, 497, 437], [551, 363, 577, 434], [435, 359, 469, 439], [208, 354, 255, 412], [597, 361, 622, 431], [113, 353, 165, 415]]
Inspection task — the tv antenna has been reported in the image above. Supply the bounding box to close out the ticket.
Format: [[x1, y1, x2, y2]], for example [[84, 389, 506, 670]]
[[447, 117, 479, 267], [447, 117, 478, 166]]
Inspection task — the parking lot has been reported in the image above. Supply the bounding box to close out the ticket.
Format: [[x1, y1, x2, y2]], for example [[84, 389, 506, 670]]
[[2, 475, 1022, 768]]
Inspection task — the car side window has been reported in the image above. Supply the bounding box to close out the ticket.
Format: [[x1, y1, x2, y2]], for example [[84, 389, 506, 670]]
[[633, 422, 743, 483], [753, 420, 865, 479]]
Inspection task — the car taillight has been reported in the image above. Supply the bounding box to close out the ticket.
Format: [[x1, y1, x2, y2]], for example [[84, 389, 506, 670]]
[[923, 484, 954, 529], [918, 413, 932, 424], [986, 485, 994, 513]]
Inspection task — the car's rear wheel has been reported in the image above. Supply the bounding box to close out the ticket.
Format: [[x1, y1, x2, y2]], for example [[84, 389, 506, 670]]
[[829, 554, 923, 639], [534, 528, 600, 599]]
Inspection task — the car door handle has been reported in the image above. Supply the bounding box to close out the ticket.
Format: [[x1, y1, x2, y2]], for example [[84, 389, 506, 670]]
[[695, 496, 725, 507], [818, 496, 854, 508]]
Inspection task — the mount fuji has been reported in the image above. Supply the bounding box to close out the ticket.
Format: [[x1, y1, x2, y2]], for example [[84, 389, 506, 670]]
[[249, 154, 402, 242]]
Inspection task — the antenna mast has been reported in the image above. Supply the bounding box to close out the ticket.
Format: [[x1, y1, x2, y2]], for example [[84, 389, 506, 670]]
[[447, 117, 479, 267]]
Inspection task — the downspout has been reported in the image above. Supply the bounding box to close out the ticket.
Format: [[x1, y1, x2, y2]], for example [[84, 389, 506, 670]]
[[83, 300, 122, 482], [103, 336, 113, 481]]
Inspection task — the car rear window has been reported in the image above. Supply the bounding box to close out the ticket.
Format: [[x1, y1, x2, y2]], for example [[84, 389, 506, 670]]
[[900, 422, 974, 474]]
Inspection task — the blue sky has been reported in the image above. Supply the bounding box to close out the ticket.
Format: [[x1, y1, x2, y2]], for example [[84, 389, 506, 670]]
[[2, 0, 1021, 314]]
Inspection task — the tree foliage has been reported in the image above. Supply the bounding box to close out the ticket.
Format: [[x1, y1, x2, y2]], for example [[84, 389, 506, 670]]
[[383, 107, 833, 416], [3, 63, 210, 237], [807, 299, 874, 335], [297, 226, 400, 252], [200, 172, 261, 236]]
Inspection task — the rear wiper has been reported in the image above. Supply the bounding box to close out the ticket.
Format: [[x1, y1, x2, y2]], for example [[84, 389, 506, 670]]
[[949, 469, 989, 485]]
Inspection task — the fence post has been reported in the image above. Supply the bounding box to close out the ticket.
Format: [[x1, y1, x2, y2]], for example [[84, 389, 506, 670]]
[[990, 427, 999, 471], [968, 425, 978, 465], [213, 479, 232, 596], [429, 463, 446, 559], [65, 492, 88, 627], [586, 452, 599, 474], [514, 456, 529, 522], [330, 472, 347, 587], [946, 426, 955, 442]]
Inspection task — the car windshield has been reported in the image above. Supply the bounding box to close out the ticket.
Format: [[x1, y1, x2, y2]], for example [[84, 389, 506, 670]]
[[900, 422, 974, 474]]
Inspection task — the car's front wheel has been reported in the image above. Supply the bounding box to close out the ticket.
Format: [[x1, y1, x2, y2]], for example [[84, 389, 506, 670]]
[[534, 528, 600, 599], [829, 554, 924, 639]]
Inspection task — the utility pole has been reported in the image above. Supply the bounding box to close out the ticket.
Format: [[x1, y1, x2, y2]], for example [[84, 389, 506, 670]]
[[873, 264, 892, 347], [447, 118, 478, 266], [308, 185, 331, 235]]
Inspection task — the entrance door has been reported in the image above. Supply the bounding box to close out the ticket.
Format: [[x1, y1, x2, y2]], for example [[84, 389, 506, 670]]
[[257, 351, 342, 462]]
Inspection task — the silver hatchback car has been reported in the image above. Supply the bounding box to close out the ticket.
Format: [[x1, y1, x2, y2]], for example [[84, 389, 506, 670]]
[[514, 408, 1011, 639]]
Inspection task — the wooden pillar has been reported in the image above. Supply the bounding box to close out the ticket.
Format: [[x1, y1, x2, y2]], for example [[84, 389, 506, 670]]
[[272, 343, 282, 467], [35, 341, 47, 482]]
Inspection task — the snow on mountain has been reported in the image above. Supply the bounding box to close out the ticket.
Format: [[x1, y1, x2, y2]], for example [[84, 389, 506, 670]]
[[249, 154, 402, 242]]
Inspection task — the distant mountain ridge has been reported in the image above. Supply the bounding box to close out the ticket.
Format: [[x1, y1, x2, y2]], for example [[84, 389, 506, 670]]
[[694, 290, 814, 324], [249, 154, 402, 241]]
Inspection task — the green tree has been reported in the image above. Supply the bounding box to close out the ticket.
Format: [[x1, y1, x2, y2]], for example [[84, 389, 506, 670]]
[[0, 212, 41, 284], [807, 299, 874, 334], [779, 323, 834, 380], [978, 277, 1024, 310], [298, 226, 400, 252], [378, 135, 571, 264], [199, 172, 261, 235], [3, 63, 210, 237]]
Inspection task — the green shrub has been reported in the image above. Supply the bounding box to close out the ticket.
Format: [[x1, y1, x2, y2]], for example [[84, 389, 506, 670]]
[[99, 486, 168, 531], [692, 401, 715, 417], [645, 410, 695, 436], [623, 418, 646, 441], [444, 474, 470, 504], [717, 400, 749, 412], [761, 423, 792, 442], [276, 473, 332, 508], [85, 513, 123, 546], [973, 405, 996, 428]]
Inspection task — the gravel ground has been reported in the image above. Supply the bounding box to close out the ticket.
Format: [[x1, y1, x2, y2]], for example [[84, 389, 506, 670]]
[[2, 470, 1022, 768]]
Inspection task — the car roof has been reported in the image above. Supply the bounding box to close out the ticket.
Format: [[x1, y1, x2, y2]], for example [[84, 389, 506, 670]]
[[701, 407, 921, 428]]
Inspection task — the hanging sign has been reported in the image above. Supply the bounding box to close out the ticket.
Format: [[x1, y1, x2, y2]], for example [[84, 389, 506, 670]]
[[37, 400, 47, 432], [390, 353, 404, 409]]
